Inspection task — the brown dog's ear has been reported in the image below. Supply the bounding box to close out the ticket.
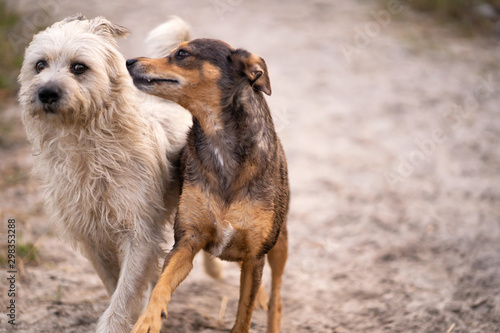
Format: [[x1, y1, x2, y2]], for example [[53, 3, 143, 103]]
[[232, 49, 272, 96], [89, 16, 130, 39]]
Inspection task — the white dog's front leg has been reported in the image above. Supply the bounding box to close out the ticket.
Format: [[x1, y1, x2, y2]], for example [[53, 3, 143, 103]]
[[80, 241, 121, 297], [96, 236, 162, 333]]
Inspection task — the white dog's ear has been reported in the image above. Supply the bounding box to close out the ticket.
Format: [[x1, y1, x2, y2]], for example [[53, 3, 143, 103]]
[[62, 14, 87, 23], [51, 14, 86, 29], [90, 16, 130, 39]]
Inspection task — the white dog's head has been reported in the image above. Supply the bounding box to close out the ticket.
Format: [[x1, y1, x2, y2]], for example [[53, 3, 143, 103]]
[[18, 14, 130, 124]]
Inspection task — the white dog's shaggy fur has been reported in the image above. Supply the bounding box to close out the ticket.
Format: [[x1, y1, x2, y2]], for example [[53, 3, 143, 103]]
[[18, 15, 192, 333]]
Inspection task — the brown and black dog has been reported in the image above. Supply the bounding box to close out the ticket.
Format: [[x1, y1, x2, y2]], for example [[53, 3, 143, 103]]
[[126, 38, 289, 333]]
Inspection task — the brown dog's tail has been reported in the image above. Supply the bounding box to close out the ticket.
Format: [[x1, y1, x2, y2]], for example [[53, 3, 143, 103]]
[[145, 16, 191, 58]]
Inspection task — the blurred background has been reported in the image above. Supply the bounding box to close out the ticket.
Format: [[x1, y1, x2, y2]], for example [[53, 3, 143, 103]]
[[1, 0, 500, 332]]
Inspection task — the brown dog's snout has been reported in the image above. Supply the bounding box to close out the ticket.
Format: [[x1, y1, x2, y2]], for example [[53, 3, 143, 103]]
[[126, 58, 138, 68]]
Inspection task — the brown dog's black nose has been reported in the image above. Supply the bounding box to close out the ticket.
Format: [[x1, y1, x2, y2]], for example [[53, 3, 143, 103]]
[[126, 58, 138, 67], [38, 86, 61, 104]]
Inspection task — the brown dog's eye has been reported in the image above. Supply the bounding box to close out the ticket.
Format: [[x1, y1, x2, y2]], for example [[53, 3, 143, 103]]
[[71, 63, 88, 75], [35, 61, 46, 73], [176, 49, 190, 59]]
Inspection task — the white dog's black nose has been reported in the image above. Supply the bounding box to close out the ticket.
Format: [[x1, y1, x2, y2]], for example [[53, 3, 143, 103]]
[[126, 58, 138, 67], [38, 87, 61, 104]]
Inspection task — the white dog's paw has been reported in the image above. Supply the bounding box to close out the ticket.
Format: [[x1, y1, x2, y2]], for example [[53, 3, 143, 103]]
[[96, 311, 132, 333]]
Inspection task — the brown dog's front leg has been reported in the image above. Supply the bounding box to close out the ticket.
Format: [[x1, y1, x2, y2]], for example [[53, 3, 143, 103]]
[[231, 256, 266, 333], [131, 239, 202, 333]]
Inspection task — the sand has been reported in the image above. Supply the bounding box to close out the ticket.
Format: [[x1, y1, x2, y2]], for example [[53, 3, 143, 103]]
[[1, 0, 499, 332]]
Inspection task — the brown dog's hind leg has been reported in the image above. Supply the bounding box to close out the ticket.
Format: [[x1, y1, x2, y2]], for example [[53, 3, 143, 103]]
[[237, 260, 269, 311], [266, 225, 288, 333], [231, 256, 266, 333], [131, 238, 203, 333], [256, 284, 270, 311]]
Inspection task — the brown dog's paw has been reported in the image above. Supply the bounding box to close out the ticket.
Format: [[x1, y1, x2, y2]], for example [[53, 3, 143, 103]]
[[131, 307, 167, 333]]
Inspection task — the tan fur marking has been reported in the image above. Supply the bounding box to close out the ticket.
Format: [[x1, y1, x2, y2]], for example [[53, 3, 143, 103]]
[[136, 58, 223, 136]]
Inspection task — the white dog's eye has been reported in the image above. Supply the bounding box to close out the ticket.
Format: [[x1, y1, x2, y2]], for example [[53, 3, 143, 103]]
[[71, 63, 88, 75], [35, 61, 47, 73]]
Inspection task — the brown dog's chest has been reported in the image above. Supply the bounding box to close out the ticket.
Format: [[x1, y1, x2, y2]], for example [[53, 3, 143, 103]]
[[178, 183, 275, 261]]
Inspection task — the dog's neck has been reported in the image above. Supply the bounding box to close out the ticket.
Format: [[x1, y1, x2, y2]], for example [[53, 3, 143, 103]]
[[187, 86, 278, 200], [85, 77, 145, 133]]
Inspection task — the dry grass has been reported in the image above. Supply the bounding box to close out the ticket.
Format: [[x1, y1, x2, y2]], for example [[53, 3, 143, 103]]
[[0, 2, 23, 98], [0, 238, 39, 268], [408, 0, 500, 35]]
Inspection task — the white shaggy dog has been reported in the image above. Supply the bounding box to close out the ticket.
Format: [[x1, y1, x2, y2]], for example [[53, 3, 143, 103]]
[[18, 15, 192, 333]]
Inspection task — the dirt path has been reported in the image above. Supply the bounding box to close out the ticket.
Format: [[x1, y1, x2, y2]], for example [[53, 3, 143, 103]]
[[1, 0, 500, 332]]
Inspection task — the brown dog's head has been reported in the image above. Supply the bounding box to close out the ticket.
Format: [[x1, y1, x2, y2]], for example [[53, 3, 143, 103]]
[[126, 38, 271, 111]]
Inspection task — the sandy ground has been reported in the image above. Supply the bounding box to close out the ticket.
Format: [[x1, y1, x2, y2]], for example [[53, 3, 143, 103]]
[[1, 0, 500, 332]]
